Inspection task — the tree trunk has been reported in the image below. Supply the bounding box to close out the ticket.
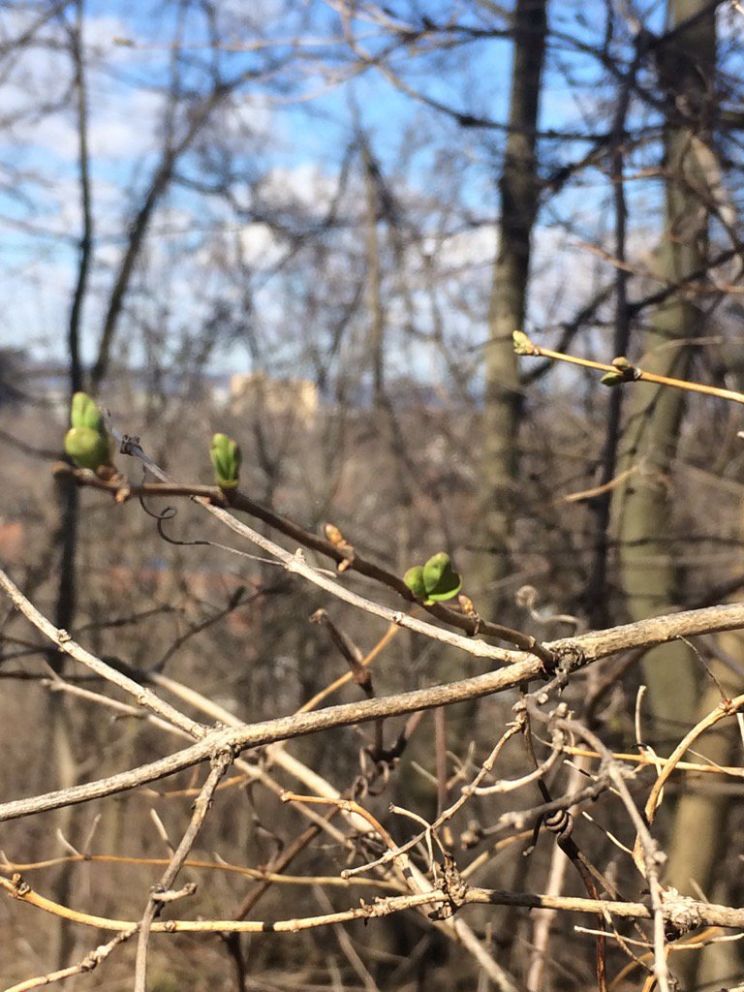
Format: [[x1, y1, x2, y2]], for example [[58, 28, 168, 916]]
[[477, 0, 547, 615], [615, 0, 716, 735], [614, 5, 725, 987], [362, 139, 386, 409]]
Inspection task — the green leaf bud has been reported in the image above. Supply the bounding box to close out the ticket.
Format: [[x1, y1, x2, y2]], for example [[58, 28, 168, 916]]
[[70, 392, 104, 432], [64, 426, 111, 471], [422, 552, 462, 603], [600, 371, 625, 387], [210, 433, 242, 490], [512, 330, 537, 356], [403, 565, 427, 600], [422, 552, 450, 590]]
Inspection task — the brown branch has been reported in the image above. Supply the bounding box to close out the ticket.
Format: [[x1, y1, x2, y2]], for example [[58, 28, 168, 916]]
[[132, 750, 233, 991], [0, 567, 207, 740], [2, 587, 744, 823], [89, 69, 246, 391], [5, 871, 744, 934], [515, 338, 744, 405], [3, 929, 136, 992], [0, 853, 397, 892], [64, 0, 93, 394], [55, 460, 555, 662]]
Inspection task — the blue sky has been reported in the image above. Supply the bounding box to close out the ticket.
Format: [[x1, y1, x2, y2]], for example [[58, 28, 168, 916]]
[[0, 0, 741, 387]]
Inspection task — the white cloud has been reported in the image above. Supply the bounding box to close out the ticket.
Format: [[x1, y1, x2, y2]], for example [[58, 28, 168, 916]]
[[222, 92, 277, 143], [7, 85, 162, 164], [238, 221, 286, 268], [0, 11, 159, 164], [259, 162, 338, 216], [430, 225, 496, 269]]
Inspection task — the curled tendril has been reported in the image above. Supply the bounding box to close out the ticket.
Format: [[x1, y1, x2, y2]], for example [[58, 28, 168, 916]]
[[157, 514, 213, 548], [137, 493, 194, 547], [137, 492, 210, 548], [143, 497, 288, 561], [138, 494, 176, 523], [136, 479, 311, 565]]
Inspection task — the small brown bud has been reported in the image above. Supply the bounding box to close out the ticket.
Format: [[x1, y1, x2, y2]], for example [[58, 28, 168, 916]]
[[458, 593, 477, 617], [324, 523, 346, 546]]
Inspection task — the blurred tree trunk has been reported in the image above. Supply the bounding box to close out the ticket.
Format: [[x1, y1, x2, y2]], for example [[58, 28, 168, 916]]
[[472, 1, 547, 959], [363, 138, 386, 410], [48, 0, 92, 966], [477, 0, 547, 615], [615, 0, 716, 736], [614, 4, 727, 987]]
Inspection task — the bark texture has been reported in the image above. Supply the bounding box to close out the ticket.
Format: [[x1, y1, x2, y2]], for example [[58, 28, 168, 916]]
[[615, 0, 716, 729], [477, 0, 547, 611]]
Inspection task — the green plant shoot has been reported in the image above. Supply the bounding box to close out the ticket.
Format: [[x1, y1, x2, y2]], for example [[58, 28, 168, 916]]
[[404, 552, 462, 604], [210, 433, 242, 489]]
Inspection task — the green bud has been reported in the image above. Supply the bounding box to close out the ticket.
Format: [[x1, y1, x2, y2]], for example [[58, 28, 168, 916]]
[[422, 552, 450, 590], [403, 565, 427, 600], [64, 426, 111, 471], [210, 433, 242, 490], [512, 330, 537, 356], [422, 552, 462, 603], [70, 392, 104, 432], [600, 371, 625, 387]]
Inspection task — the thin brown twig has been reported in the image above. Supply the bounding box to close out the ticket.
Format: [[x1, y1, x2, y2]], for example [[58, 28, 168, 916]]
[[133, 749, 233, 992], [0, 852, 398, 891], [638, 691, 744, 843], [342, 721, 524, 879], [556, 717, 671, 992], [5, 871, 744, 934], [0, 568, 206, 740], [298, 622, 400, 712], [514, 336, 744, 405], [56, 459, 555, 664], [2, 929, 137, 992]]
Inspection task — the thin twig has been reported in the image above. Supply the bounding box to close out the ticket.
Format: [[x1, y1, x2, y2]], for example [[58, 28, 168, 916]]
[[2, 929, 137, 992], [515, 338, 744, 405], [132, 749, 233, 992], [6, 871, 744, 932], [0, 568, 206, 740]]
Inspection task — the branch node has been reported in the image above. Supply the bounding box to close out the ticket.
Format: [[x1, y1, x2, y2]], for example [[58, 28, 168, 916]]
[[152, 882, 197, 903], [428, 853, 468, 920], [662, 887, 704, 939], [10, 873, 30, 897]]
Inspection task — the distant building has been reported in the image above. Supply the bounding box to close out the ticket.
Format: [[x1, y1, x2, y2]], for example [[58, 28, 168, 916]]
[[229, 372, 319, 424]]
